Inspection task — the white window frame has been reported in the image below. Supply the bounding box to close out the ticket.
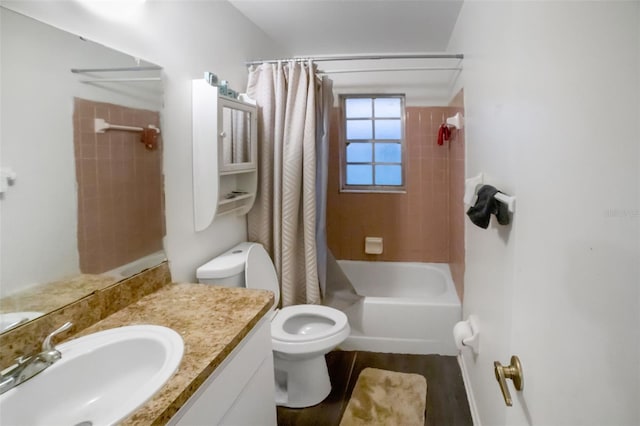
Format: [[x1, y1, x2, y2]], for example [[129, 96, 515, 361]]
[[339, 94, 406, 193]]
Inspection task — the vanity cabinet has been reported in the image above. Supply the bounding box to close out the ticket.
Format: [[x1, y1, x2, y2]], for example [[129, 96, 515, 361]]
[[192, 79, 258, 231], [167, 316, 276, 426]]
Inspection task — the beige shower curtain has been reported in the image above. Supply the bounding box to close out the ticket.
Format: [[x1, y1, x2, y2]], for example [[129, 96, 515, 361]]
[[246, 61, 321, 306]]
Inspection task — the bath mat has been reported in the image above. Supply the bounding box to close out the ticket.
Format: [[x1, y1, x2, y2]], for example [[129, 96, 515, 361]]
[[339, 368, 427, 426]]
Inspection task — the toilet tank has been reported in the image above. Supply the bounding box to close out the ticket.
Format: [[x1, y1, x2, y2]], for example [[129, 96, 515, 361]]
[[196, 242, 253, 287]]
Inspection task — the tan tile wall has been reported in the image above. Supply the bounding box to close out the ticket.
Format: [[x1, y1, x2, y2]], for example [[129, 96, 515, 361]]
[[73, 98, 165, 274], [327, 106, 462, 266]]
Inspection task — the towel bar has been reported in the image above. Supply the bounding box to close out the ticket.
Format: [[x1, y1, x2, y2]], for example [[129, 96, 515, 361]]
[[494, 192, 516, 213]]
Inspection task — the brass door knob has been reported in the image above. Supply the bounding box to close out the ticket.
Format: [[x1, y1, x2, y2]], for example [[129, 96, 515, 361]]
[[494, 355, 523, 406]]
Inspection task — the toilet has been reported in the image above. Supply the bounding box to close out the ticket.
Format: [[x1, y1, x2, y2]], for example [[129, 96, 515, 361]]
[[197, 242, 350, 408]]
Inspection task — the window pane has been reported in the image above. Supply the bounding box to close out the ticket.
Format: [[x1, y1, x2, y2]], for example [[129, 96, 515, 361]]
[[346, 143, 372, 162], [374, 98, 401, 118], [374, 119, 401, 139], [375, 143, 401, 163], [346, 165, 373, 185], [375, 165, 402, 186], [346, 119, 373, 140], [345, 98, 372, 118]]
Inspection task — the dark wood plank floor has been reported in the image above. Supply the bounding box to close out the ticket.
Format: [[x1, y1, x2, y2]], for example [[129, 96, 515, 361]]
[[277, 350, 473, 426]]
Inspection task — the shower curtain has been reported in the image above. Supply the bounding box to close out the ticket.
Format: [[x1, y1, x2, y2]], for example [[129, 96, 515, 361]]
[[315, 76, 333, 300], [247, 61, 332, 306]]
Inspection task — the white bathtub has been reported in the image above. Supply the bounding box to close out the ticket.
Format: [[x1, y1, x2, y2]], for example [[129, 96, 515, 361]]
[[335, 260, 461, 355]]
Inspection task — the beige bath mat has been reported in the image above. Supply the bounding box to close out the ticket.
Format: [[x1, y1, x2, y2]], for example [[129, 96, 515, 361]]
[[339, 367, 427, 426]]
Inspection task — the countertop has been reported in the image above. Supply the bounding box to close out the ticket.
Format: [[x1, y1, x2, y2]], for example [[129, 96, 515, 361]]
[[72, 283, 274, 425]]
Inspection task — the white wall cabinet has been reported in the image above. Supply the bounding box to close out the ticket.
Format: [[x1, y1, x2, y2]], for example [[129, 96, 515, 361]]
[[192, 79, 258, 231], [168, 316, 276, 426]]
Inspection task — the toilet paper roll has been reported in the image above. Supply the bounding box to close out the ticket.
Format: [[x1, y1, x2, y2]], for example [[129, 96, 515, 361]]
[[453, 320, 473, 350]]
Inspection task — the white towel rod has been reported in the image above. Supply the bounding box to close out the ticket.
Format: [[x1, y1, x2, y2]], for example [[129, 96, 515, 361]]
[[71, 66, 162, 73], [94, 118, 160, 134], [494, 192, 516, 213], [465, 172, 516, 213], [80, 77, 162, 83]]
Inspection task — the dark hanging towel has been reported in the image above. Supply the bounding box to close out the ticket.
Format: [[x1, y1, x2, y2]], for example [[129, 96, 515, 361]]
[[466, 185, 510, 229]]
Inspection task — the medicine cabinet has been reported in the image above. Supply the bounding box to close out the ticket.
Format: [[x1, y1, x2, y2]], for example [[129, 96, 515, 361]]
[[192, 79, 258, 231]]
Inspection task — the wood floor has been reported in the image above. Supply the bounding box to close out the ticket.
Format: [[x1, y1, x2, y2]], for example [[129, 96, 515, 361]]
[[276, 350, 473, 426]]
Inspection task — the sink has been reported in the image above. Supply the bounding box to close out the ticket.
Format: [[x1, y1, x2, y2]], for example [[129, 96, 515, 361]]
[[0, 311, 43, 332], [0, 325, 184, 425]]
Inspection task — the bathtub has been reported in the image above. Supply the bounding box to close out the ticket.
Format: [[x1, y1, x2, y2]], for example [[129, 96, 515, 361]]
[[335, 260, 461, 356]]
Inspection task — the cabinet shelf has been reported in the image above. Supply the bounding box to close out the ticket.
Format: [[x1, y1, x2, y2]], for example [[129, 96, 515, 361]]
[[220, 169, 256, 177], [217, 205, 250, 217], [218, 192, 253, 206]]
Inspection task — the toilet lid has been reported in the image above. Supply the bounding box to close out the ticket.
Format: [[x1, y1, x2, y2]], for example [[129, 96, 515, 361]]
[[271, 305, 348, 343], [245, 243, 280, 305]]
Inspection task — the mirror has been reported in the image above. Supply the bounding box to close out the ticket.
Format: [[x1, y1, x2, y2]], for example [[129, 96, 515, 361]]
[[0, 7, 166, 333], [219, 98, 256, 172]]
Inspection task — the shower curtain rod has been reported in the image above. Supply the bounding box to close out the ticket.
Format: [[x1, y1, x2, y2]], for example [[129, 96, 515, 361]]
[[320, 66, 462, 74], [245, 52, 464, 66]]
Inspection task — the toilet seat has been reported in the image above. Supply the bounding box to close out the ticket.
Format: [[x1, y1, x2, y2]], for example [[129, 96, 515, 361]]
[[271, 305, 348, 343], [245, 244, 281, 304], [243, 242, 350, 356]]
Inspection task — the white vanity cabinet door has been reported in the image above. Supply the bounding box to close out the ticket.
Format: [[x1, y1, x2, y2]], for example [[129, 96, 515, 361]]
[[168, 316, 276, 426], [218, 355, 276, 425]]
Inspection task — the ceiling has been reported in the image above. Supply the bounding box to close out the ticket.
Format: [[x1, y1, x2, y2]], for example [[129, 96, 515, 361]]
[[229, 0, 465, 105], [228, 0, 464, 57]]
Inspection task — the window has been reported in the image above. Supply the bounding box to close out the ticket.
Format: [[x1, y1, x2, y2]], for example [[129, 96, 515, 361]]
[[340, 95, 405, 192]]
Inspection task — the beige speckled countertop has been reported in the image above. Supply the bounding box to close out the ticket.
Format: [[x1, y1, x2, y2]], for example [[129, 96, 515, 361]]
[[71, 283, 274, 425], [0, 273, 119, 314]]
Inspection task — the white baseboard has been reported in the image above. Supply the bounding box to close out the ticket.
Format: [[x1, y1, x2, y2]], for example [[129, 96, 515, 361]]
[[458, 353, 481, 426]]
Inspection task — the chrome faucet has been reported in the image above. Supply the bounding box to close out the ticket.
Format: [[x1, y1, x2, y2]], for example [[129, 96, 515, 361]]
[[0, 322, 72, 395]]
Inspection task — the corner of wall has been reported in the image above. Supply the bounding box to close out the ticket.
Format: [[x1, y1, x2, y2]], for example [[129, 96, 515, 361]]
[[458, 353, 481, 426]]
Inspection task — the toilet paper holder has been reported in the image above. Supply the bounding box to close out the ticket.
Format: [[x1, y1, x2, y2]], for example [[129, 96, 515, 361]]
[[453, 315, 480, 354]]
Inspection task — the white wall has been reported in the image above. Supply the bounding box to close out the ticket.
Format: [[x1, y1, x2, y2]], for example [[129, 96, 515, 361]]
[[3, 1, 286, 282], [450, 2, 640, 425], [0, 8, 162, 297], [327, 58, 463, 106], [447, 3, 518, 424]]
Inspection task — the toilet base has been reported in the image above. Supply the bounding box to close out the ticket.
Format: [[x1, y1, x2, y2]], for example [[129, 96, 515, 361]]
[[273, 352, 331, 408]]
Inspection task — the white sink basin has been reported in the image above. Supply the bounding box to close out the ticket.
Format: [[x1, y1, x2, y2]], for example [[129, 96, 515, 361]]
[[0, 325, 184, 426], [0, 311, 43, 332]]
